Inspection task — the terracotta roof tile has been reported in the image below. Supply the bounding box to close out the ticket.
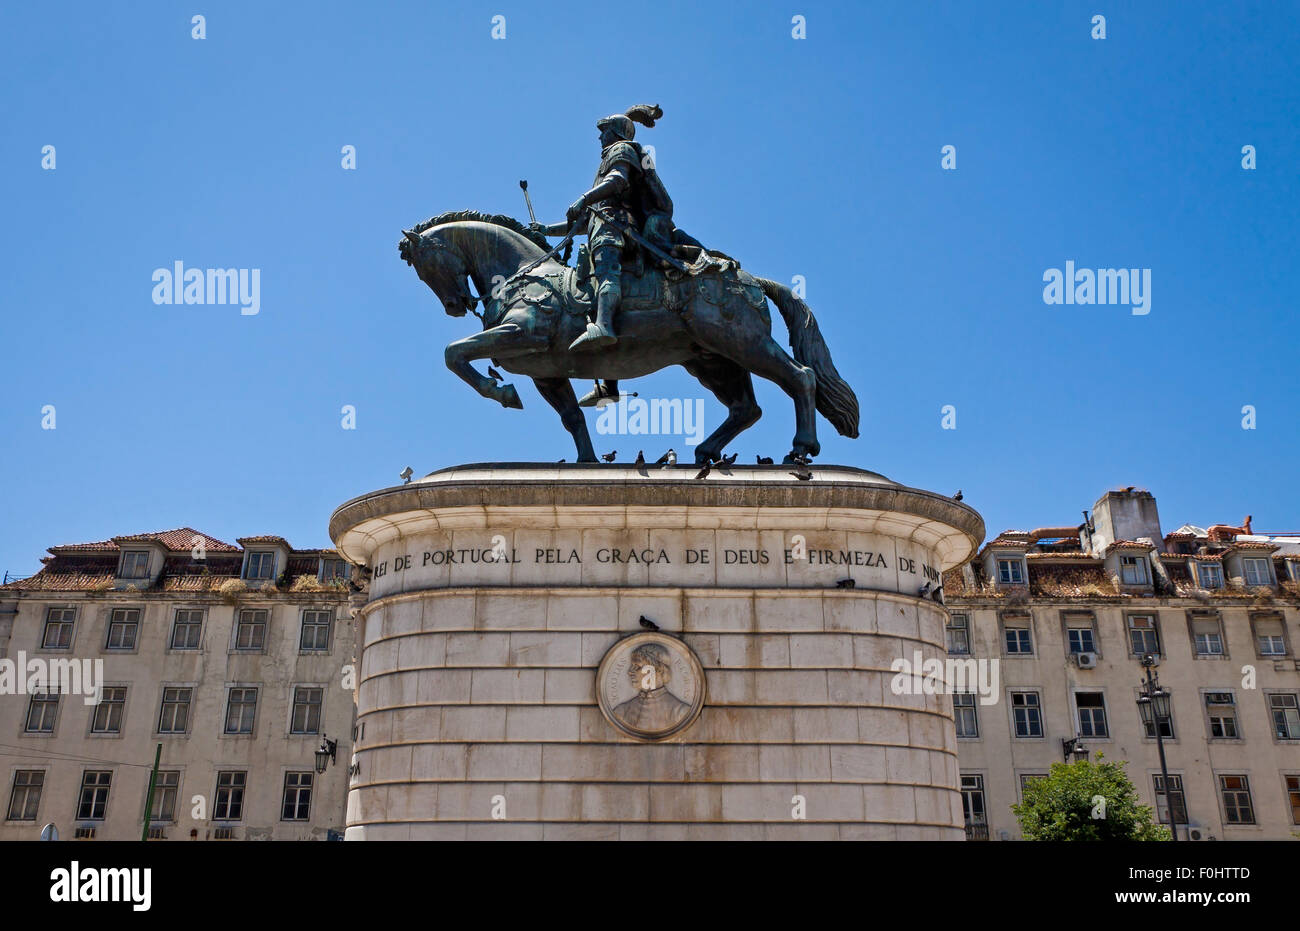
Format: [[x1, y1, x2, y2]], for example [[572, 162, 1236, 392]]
[[237, 535, 292, 547], [49, 528, 238, 554]]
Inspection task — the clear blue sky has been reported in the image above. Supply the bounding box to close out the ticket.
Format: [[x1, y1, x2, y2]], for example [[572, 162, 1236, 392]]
[[2, 1, 1297, 575]]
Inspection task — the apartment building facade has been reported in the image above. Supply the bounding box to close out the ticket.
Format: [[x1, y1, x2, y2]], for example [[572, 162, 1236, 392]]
[[3, 489, 1298, 843], [946, 488, 1300, 840], [0, 528, 358, 840]]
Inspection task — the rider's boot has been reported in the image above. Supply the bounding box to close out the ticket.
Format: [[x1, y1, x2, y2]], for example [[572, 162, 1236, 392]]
[[569, 281, 619, 352], [578, 380, 620, 407]]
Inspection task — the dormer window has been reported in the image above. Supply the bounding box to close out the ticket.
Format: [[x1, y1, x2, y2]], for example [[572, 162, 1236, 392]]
[[243, 551, 276, 581], [318, 558, 349, 582], [997, 558, 1025, 584], [1243, 557, 1272, 587], [1197, 563, 1223, 589], [118, 550, 150, 580], [1120, 555, 1149, 585]]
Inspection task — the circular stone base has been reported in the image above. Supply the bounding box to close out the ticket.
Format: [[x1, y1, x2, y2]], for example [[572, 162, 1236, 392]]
[[331, 463, 983, 840]]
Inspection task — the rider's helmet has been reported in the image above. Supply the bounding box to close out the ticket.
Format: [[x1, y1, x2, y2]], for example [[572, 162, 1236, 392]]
[[596, 104, 664, 143], [596, 114, 636, 141]]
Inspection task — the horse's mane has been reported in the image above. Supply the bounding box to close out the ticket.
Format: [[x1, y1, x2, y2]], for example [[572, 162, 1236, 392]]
[[400, 210, 551, 261]]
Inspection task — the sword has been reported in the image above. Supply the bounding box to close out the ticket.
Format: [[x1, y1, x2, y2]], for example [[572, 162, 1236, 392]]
[[586, 204, 690, 273]]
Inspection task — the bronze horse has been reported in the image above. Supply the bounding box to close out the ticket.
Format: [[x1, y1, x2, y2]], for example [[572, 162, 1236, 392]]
[[399, 211, 859, 464]]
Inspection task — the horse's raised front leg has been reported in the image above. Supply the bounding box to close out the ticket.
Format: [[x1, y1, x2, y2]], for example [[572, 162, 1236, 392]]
[[444, 323, 538, 409], [533, 377, 598, 463]]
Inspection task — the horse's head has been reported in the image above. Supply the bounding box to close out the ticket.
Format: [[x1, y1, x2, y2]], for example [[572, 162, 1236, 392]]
[[400, 226, 476, 318]]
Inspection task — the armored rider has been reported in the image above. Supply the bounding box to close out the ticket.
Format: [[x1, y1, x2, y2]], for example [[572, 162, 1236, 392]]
[[533, 105, 701, 406]]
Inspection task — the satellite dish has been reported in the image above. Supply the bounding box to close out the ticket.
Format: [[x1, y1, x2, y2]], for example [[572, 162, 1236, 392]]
[[39, 822, 59, 841]]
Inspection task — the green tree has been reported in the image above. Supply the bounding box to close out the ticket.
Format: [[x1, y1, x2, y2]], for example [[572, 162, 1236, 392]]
[[1012, 755, 1171, 841]]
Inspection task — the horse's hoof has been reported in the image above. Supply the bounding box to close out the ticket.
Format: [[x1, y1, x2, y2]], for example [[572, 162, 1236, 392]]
[[568, 324, 617, 353], [499, 385, 523, 409]]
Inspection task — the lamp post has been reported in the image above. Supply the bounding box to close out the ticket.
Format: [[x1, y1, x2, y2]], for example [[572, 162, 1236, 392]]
[[315, 736, 338, 775], [1061, 737, 1088, 763], [1136, 654, 1178, 841]]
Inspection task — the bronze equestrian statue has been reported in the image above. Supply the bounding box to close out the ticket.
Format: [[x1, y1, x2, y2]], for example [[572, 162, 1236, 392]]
[[398, 106, 859, 465]]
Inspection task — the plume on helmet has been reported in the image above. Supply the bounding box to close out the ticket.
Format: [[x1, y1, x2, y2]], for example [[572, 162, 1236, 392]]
[[624, 104, 663, 128]]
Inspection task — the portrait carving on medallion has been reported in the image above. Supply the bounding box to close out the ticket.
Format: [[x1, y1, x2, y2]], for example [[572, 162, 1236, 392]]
[[597, 633, 705, 740]]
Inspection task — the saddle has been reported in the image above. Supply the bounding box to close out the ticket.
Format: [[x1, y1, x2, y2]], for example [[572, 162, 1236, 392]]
[[494, 248, 764, 325]]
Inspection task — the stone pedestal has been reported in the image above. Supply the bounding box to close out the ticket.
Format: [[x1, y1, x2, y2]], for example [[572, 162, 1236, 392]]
[[330, 464, 983, 840]]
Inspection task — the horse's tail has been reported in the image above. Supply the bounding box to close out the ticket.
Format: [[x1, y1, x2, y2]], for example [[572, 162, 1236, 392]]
[[756, 277, 860, 439]]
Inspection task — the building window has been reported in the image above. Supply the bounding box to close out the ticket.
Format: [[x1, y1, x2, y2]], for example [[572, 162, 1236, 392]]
[[1205, 693, 1239, 739], [41, 607, 75, 650], [945, 613, 970, 655], [1004, 618, 1033, 655], [319, 558, 349, 582], [1076, 692, 1109, 738], [1286, 775, 1300, 825], [953, 692, 979, 738], [243, 551, 276, 581], [1066, 617, 1095, 654], [90, 687, 127, 734], [290, 687, 323, 735], [118, 550, 150, 580], [960, 774, 987, 840], [24, 692, 59, 733], [1197, 563, 1223, 589], [1127, 615, 1161, 657], [105, 608, 140, 651], [997, 558, 1024, 584], [1120, 555, 1148, 585], [1218, 775, 1255, 825], [1253, 615, 1287, 657], [224, 687, 258, 735], [281, 772, 313, 821], [170, 609, 204, 650], [6, 771, 44, 821], [214, 771, 246, 821], [1192, 615, 1224, 656], [1153, 774, 1188, 825], [77, 771, 112, 820], [157, 687, 192, 734], [1269, 693, 1300, 740], [300, 610, 333, 653], [1019, 773, 1046, 799], [149, 771, 180, 823], [1011, 691, 1043, 737], [1243, 557, 1272, 587], [234, 609, 268, 652]]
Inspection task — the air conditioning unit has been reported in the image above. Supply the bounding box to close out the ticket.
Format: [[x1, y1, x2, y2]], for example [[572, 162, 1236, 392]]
[[1189, 829, 1204, 840], [1074, 652, 1098, 669]]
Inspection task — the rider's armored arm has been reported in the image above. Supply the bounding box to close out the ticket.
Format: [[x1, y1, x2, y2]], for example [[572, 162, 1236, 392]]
[[566, 165, 631, 225], [532, 167, 630, 238]]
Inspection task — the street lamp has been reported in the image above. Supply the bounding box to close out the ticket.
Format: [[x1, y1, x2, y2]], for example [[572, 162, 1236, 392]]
[[1061, 737, 1089, 763], [1136, 654, 1178, 841], [315, 736, 338, 775]]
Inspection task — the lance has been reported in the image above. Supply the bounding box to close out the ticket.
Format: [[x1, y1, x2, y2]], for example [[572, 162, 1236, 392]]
[[519, 180, 537, 224]]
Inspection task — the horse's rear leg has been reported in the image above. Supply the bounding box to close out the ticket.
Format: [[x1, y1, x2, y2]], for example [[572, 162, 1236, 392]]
[[711, 335, 819, 462], [681, 358, 761, 464], [533, 377, 598, 462]]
